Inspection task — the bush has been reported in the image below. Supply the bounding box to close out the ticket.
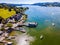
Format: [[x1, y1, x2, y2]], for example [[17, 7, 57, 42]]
[[6, 23, 13, 27]]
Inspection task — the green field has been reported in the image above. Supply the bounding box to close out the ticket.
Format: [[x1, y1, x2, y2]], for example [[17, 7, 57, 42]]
[[0, 8, 16, 19]]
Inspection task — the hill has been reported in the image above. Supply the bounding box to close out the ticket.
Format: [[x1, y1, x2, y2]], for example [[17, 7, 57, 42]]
[[32, 2, 60, 7]]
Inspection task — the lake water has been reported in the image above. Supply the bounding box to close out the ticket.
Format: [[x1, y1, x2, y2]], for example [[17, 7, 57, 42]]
[[23, 5, 60, 31]]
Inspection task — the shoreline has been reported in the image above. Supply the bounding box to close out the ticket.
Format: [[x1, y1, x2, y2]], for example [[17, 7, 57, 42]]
[[16, 33, 35, 45]]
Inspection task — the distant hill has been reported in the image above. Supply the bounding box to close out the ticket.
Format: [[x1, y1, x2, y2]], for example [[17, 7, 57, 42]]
[[32, 2, 60, 7], [1, 2, 60, 7], [8, 4, 30, 6], [0, 3, 30, 6]]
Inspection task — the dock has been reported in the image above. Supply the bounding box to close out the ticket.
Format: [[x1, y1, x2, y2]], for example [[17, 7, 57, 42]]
[[24, 22, 38, 27]]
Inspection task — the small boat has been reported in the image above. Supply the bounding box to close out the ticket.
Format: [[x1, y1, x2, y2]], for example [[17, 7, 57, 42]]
[[40, 35, 44, 40], [52, 23, 55, 26], [24, 22, 38, 28]]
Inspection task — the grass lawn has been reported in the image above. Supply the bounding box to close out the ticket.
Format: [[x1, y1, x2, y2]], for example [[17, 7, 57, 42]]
[[0, 8, 16, 19]]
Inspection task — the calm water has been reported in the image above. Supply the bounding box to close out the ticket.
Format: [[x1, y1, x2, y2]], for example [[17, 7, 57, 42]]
[[19, 5, 60, 45], [23, 5, 60, 30]]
